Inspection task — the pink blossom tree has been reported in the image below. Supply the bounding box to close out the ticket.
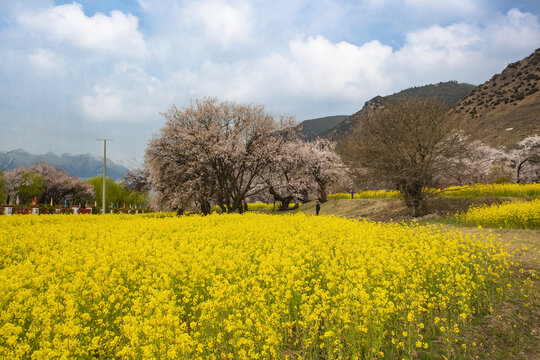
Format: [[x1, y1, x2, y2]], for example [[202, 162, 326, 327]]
[[507, 135, 540, 183], [303, 139, 344, 202], [4, 161, 94, 205], [145, 98, 292, 214], [458, 140, 507, 184], [260, 140, 313, 210], [259, 138, 345, 209]]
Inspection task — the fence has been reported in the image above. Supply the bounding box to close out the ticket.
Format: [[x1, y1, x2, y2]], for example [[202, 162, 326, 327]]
[[0, 205, 151, 215]]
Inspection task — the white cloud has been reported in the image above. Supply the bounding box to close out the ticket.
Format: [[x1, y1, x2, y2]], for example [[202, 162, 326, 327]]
[[18, 3, 148, 58], [388, 9, 540, 86], [79, 63, 167, 122], [78, 8, 540, 122], [393, 23, 481, 68], [245, 36, 393, 100], [2, 0, 540, 163], [182, 0, 254, 47], [81, 86, 125, 121], [29, 48, 65, 75], [485, 8, 540, 54]]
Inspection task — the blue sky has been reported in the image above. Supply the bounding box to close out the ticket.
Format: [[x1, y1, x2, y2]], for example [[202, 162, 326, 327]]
[[1, 0, 539, 166]]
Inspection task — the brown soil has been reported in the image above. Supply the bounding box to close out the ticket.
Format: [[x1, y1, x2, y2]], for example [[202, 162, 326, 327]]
[[293, 197, 517, 222]]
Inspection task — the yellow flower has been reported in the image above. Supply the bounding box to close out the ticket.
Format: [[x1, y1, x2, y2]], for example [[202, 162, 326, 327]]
[[0, 212, 516, 359]]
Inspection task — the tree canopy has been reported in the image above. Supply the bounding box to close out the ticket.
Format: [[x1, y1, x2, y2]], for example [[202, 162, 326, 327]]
[[145, 98, 345, 214], [86, 176, 149, 208], [339, 98, 468, 216], [3, 162, 94, 205]]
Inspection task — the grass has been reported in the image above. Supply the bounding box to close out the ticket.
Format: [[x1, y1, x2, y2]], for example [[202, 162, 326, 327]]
[[436, 225, 540, 359]]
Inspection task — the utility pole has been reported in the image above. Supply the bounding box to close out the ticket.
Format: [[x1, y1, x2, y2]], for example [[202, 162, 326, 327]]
[[97, 139, 113, 214]]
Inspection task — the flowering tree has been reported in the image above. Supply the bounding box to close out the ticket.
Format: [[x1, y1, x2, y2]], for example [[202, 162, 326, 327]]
[[4, 162, 94, 205], [121, 169, 150, 193], [0, 170, 6, 204], [303, 139, 344, 202], [145, 98, 292, 214], [512, 135, 540, 183], [457, 141, 507, 184], [259, 138, 345, 209], [449, 136, 539, 185], [260, 140, 313, 210]]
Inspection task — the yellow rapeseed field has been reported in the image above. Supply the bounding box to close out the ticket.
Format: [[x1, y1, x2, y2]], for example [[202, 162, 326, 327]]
[[0, 213, 518, 359], [328, 191, 400, 200], [457, 199, 540, 229], [441, 183, 540, 198], [211, 203, 297, 212], [329, 183, 540, 200]]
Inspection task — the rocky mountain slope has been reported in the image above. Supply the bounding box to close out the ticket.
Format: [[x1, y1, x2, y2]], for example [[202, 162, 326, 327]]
[[452, 48, 540, 147], [321, 81, 476, 140], [0, 149, 130, 179]]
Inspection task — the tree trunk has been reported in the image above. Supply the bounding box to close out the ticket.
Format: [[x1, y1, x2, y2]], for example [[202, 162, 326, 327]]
[[318, 183, 327, 203], [278, 198, 293, 211], [272, 193, 293, 211], [299, 189, 309, 203], [200, 199, 211, 215], [517, 159, 526, 184], [397, 179, 426, 217], [516, 155, 539, 184]]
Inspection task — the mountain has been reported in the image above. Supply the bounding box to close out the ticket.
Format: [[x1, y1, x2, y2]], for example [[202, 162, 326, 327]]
[[294, 115, 349, 141], [451, 48, 540, 147], [321, 81, 476, 140], [0, 149, 131, 179]]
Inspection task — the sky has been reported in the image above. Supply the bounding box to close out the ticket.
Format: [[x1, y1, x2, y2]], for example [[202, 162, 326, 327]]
[[1, 0, 539, 167]]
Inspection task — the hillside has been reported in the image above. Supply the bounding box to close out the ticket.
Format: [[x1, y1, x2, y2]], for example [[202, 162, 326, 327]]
[[452, 48, 540, 147], [0, 149, 130, 179], [293, 115, 349, 140], [322, 81, 476, 140]]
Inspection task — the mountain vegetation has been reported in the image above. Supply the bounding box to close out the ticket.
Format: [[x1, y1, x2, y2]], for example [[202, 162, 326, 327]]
[[293, 115, 349, 141], [452, 48, 540, 147], [321, 81, 476, 140]]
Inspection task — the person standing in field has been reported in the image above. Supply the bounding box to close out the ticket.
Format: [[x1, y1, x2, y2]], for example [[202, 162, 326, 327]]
[[315, 201, 320, 216]]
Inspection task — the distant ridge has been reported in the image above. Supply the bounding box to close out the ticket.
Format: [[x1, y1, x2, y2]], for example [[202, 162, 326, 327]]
[[0, 149, 130, 179], [294, 115, 349, 141], [452, 48, 540, 147], [321, 81, 476, 140]]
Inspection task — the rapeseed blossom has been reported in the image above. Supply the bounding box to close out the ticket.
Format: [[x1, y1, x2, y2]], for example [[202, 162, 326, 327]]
[[0, 213, 514, 359], [442, 183, 540, 198], [329, 183, 540, 200], [457, 199, 540, 229]]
